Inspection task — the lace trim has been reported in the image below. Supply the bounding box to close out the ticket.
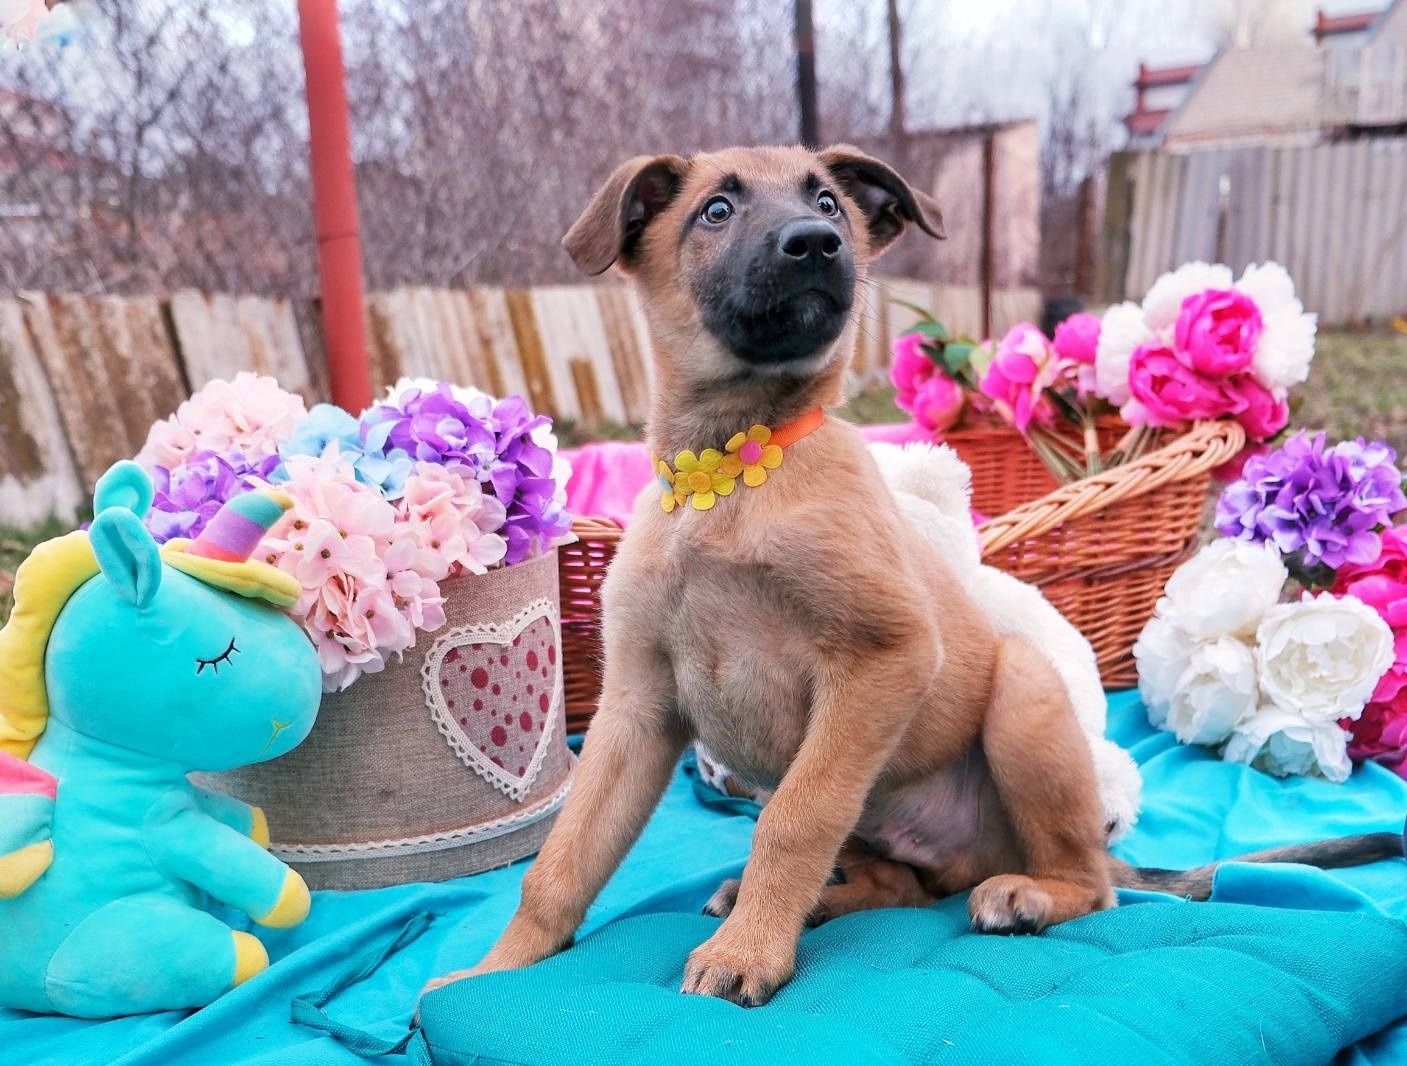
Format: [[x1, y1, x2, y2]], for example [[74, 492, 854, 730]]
[[420, 598, 563, 802], [268, 762, 574, 861]]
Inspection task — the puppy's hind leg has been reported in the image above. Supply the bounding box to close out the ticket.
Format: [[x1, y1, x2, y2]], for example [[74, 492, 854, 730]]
[[969, 636, 1114, 934]]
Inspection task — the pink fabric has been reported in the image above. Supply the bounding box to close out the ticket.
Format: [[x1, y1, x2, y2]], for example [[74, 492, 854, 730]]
[[563, 422, 929, 527], [0, 750, 57, 799]]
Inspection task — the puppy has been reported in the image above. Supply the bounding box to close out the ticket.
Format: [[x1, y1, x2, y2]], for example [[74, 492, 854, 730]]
[[427, 145, 1401, 1007]]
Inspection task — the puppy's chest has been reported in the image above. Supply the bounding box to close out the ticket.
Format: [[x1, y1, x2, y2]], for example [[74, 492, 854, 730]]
[[656, 549, 814, 788]]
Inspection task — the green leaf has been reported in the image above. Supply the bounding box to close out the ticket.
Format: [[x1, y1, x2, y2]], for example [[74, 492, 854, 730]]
[[941, 340, 974, 374], [892, 299, 938, 326], [908, 320, 951, 343]]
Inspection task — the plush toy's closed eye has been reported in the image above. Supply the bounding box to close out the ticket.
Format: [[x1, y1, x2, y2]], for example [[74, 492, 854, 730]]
[[195, 638, 240, 676]]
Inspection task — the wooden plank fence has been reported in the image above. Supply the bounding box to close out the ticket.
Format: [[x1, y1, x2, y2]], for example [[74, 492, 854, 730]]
[[0, 279, 1041, 527], [1100, 139, 1407, 326]]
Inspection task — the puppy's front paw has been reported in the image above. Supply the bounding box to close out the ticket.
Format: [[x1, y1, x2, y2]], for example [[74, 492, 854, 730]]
[[681, 926, 795, 1007], [968, 874, 1053, 934]]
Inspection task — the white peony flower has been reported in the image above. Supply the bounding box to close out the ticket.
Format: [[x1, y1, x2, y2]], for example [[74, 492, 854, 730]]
[[1094, 301, 1150, 406], [1223, 706, 1353, 783], [1164, 540, 1287, 640], [1162, 636, 1259, 746], [1235, 262, 1317, 392], [1142, 261, 1234, 332], [1255, 592, 1395, 723], [1134, 606, 1199, 727]]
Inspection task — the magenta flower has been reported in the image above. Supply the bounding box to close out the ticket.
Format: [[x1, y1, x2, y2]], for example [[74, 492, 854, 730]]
[[979, 323, 1058, 433], [1174, 288, 1263, 376]]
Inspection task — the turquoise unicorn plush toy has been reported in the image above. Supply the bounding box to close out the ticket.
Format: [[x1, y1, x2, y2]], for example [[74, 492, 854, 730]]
[[0, 461, 322, 1018]]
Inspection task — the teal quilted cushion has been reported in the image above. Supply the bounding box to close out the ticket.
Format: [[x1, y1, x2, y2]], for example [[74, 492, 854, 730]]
[[418, 889, 1407, 1065]]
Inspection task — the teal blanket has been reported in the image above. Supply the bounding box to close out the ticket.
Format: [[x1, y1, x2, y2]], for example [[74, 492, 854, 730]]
[[7, 692, 1407, 1065]]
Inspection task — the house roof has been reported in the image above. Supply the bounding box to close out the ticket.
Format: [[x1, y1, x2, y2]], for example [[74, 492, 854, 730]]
[[1160, 44, 1327, 148], [1314, 8, 1381, 39]]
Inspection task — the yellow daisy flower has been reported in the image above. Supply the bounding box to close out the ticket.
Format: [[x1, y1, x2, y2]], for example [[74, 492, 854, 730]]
[[655, 459, 687, 513], [673, 448, 737, 511], [721, 424, 784, 487]]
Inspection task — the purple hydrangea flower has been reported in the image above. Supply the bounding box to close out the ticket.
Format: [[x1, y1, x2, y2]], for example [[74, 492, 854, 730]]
[[360, 385, 571, 565], [146, 450, 280, 543], [361, 384, 498, 473], [1216, 430, 1407, 569]]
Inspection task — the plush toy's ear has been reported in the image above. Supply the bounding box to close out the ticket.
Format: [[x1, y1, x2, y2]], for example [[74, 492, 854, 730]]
[[89, 507, 162, 608], [94, 460, 154, 519], [819, 144, 945, 255]]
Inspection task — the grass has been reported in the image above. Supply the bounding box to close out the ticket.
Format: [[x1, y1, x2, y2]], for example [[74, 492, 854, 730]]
[[2, 328, 1403, 626]]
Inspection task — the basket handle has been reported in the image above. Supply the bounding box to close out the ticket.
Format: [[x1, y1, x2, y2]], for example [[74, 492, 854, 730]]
[[977, 420, 1246, 556]]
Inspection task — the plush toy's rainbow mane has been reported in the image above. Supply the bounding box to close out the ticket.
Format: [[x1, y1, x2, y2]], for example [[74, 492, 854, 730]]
[[0, 532, 100, 759], [0, 491, 301, 761]]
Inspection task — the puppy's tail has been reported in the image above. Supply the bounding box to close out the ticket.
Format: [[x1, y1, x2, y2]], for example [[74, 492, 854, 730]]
[[1108, 830, 1404, 901]]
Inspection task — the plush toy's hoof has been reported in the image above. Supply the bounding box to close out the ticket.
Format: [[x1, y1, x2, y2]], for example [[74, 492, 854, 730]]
[[255, 869, 310, 929], [249, 806, 270, 849], [231, 931, 269, 986]]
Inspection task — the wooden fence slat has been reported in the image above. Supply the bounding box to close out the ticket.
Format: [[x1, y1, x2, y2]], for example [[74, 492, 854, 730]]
[[504, 289, 560, 419], [22, 295, 130, 490], [531, 286, 626, 424], [233, 296, 314, 398], [594, 285, 651, 423], [0, 297, 85, 524], [469, 288, 527, 402]]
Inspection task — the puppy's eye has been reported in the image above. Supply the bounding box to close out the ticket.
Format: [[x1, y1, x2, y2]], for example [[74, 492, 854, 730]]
[[701, 197, 733, 225], [817, 191, 839, 216]]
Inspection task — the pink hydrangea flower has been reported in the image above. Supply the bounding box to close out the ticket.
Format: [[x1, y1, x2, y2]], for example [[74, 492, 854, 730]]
[[399, 462, 508, 579], [979, 323, 1058, 433], [261, 450, 446, 691], [1174, 288, 1263, 376], [138, 372, 307, 470]]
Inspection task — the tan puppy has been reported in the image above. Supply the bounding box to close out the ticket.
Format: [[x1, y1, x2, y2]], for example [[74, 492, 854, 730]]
[[426, 145, 1401, 1007]]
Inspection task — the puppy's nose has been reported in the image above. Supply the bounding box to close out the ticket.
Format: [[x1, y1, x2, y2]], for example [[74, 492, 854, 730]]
[[777, 219, 842, 263]]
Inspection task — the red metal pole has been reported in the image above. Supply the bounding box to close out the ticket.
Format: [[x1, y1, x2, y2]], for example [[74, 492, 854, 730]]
[[297, 0, 371, 412]]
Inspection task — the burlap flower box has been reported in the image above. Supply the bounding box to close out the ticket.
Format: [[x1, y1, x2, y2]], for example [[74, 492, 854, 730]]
[[197, 549, 574, 889]]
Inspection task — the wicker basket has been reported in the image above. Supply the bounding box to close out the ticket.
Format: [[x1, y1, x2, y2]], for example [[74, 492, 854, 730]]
[[977, 420, 1246, 686], [554, 423, 1245, 728], [941, 414, 1127, 517], [559, 517, 625, 734]]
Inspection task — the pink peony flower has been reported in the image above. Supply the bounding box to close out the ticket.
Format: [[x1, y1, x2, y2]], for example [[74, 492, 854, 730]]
[[979, 323, 1058, 433], [1224, 375, 1289, 441], [909, 374, 965, 433], [1124, 344, 1288, 440], [1174, 288, 1263, 376], [891, 333, 938, 409], [1341, 692, 1407, 778], [1053, 312, 1101, 366], [138, 373, 306, 471], [1334, 527, 1407, 705]]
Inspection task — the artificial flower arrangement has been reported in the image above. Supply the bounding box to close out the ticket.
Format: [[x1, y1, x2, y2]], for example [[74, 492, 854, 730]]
[[1134, 430, 1407, 781], [890, 261, 1316, 482], [134, 372, 573, 692]]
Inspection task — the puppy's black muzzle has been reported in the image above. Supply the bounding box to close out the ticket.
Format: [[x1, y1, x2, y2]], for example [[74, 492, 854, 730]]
[[702, 217, 855, 367]]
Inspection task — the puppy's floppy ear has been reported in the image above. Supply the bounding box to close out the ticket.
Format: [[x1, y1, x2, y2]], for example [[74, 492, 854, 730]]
[[819, 144, 945, 253], [563, 154, 690, 276]]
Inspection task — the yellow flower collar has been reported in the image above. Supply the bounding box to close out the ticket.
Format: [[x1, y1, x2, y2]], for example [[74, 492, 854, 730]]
[[654, 407, 825, 512]]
